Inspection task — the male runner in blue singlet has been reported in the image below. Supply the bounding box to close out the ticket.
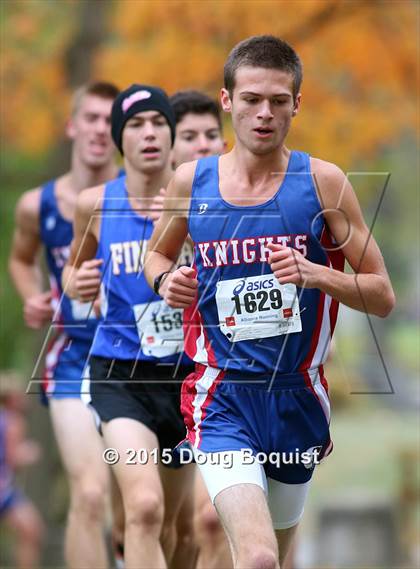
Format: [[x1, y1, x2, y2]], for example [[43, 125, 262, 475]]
[[145, 36, 395, 568], [169, 89, 232, 569], [62, 84, 195, 569], [9, 81, 120, 568], [170, 90, 226, 166]]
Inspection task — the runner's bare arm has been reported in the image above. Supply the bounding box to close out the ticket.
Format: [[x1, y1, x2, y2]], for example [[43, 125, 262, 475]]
[[9, 189, 43, 299], [268, 160, 395, 317], [8, 189, 55, 328], [62, 185, 103, 301], [145, 162, 198, 307]]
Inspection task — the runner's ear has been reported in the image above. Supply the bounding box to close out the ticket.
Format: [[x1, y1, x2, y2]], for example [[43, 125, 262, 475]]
[[66, 118, 76, 139], [220, 88, 232, 113]]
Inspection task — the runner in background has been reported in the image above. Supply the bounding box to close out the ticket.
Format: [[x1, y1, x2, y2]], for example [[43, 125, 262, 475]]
[[169, 89, 231, 569], [0, 378, 45, 569], [63, 84, 195, 569], [9, 82, 121, 568]]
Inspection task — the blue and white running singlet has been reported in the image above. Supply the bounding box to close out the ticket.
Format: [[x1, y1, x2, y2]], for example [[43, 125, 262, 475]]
[[91, 175, 193, 365]]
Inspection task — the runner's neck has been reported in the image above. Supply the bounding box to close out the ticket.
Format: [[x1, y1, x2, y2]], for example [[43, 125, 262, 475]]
[[218, 146, 292, 206], [124, 162, 172, 202], [228, 144, 291, 186], [66, 160, 119, 195]]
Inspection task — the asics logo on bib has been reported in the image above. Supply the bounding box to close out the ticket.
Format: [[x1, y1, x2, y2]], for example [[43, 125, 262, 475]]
[[232, 277, 275, 296], [232, 280, 246, 295]]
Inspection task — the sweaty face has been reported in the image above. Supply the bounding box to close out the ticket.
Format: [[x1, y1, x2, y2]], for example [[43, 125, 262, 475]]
[[121, 110, 172, 174], [221, 66, 300, 156], [67, 94, 115, 168], [172, 113, 224, 167]]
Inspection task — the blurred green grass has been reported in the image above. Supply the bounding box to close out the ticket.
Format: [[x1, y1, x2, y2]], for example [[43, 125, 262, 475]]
[[315, 405, 418, 500]]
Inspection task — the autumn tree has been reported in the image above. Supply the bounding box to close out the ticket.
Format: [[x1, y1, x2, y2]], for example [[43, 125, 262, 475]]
[[1, 0, 418, 166]]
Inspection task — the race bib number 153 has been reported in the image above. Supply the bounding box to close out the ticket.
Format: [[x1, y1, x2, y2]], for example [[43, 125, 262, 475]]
[[133, 301, 184, 357]]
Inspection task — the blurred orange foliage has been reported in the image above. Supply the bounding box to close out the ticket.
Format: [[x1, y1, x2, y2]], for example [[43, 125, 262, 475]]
[[1, 0, 418, 166]]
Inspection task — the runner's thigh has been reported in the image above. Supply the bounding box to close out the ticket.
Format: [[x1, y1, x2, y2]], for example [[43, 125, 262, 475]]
[[102, 417, 162, 495], [49, 398, 107, 480], [214, 483, 277, 558]]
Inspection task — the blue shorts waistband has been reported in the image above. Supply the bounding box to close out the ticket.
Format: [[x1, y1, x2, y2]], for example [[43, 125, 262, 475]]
[[193, 364, 323, 390]]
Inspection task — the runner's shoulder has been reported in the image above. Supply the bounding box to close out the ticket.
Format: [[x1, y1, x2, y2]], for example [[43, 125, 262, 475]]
[[14, 187, 42, 231], [76, 184, 106, 217], [171, 160, 198, 197], [309, 157, 348, 205], [310, 157, 346, 184]]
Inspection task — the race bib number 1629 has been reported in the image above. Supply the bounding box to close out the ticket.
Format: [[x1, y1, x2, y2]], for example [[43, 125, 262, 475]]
[[215, 274, 302, 342]]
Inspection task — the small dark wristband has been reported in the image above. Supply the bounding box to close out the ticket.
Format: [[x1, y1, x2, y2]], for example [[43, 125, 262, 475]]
[[153, 271, 171, 295]]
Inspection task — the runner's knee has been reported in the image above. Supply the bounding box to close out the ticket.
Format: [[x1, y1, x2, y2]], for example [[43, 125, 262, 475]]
[[125, 491, 164, 531], [70, 480, 107, 521], [24, 519, 44, 545], [197, 502, 221, 536], [15, 510, 45, 545], [239, 546, 278, 569]]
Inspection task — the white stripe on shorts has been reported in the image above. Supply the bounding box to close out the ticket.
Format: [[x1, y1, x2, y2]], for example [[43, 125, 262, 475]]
[[191, 366, 222, 448]]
